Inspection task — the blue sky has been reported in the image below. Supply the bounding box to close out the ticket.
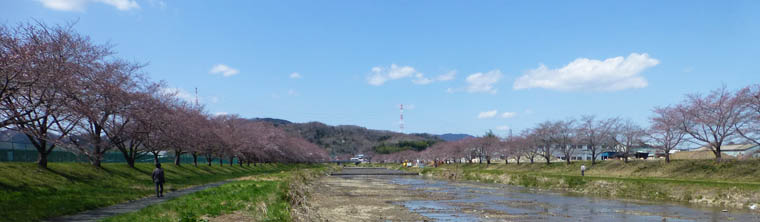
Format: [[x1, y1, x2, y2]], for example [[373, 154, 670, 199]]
[[3, 0, 759, 136]]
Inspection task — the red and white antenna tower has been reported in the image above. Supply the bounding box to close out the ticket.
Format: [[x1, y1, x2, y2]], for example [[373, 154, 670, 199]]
[[194, 87, 199, 107], [399, 104, 404, 133]]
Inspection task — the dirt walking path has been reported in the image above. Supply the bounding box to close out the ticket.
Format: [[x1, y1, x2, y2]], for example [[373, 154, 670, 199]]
[[45, 181, 231, 222]]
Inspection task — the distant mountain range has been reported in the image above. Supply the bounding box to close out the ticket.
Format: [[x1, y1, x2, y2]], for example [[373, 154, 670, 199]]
[[250, 118, 440, 156], [436, 133, 474, 142], [250, 118, 473, 156], [0, 130, 32, 144], [249, 118, 292, 126]]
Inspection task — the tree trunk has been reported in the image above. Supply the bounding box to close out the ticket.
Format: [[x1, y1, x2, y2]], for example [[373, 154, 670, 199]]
[[545, 156, 551, 165], [516, 156, 521, 165], [566, 155, 571, 164], [174, 151, 181, 166], [219, 157, 223, 166], [505, 159, 508, 164], [229, 157, 234, 166], [92, 157, 102, 168], [192, 153, 198, 167], [153, 153, 160, 164], [37, 151, 49, 169], [119, 148, 135, 168], [665, 153, 670, 163], [29, 134, 51, 169], [624, 155, 629, 163], [238, 158, 243, 167], [714, 147, 722, 162], [126, 158, 135, 168], [591, 150, 597, 165]]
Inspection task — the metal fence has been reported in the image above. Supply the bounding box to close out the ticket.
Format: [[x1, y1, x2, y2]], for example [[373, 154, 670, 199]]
[[0, 141, 237, 164]]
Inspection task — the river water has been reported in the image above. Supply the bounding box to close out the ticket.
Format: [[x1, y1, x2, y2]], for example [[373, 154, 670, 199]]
[[387, 176, 760, 222]]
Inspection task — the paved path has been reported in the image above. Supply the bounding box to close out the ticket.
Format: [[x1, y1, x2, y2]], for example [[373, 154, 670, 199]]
[[46, 181, 231, 222], [329, 167, 418, 176]]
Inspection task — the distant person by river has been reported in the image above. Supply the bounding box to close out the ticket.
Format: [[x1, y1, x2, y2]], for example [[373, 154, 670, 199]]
[[581, 165, 586, 176]]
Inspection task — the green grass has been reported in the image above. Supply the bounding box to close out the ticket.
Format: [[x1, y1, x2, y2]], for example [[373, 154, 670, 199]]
[[102, 165, 329, 222], [417, 159, 760, 184], [0, 162, 306, 222]]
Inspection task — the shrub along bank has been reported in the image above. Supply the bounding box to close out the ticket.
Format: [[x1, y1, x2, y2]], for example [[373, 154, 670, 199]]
[[0, 162, 312, 221], [390, 160, 760, 210]]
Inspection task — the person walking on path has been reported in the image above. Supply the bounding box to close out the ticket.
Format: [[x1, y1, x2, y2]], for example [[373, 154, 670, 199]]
[[152, 163, 165, 198], [581, 164, 586, 176]]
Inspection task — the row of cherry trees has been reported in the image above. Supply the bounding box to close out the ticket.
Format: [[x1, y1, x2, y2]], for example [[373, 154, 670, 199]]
[[375, 85, 760, 164], [1, 22, 328, 168]]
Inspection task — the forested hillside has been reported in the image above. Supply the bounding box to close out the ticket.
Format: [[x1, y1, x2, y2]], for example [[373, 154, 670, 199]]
[[249, 119, 442, 157]]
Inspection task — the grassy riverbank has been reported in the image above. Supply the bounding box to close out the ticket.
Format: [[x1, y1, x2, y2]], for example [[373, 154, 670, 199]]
[[102, 165, 330, 222], [383, 160, 760, 210], [0, 162, 313, 221]]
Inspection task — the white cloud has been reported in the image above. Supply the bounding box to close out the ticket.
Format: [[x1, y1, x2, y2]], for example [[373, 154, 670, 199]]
[[436, 70, 456, 81], [161, 87, 193, 102], [501, 112, 516, 118], [413, 70, 457, 85], [98, 0, 138, 10], [288, 89, 299, 96], [213, 112, 228, 116], [147, 0, 166, 9], [161, 87, 218, 104], [514, 53, 659, 91], [477, 110, 499, 119], [367, 65, 455, 86], [209, 64, 239, 77], [38, 0, 139, 11], [466, 70, 502, 94], [289, 72, 302, 79], [496, 125, 511, 131], [367, 64, 418, 86], [411, 73, 432, 85]]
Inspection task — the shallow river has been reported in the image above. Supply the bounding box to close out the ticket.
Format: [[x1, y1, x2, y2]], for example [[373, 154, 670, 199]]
[[387, 176, 760, 222]]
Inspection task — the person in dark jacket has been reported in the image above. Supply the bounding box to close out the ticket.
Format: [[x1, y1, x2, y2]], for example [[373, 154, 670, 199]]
[[152, 163, 165, 197]]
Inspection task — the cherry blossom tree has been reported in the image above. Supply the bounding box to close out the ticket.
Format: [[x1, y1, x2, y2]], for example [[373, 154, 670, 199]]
[[576, 116, 618, 164], [0, 22, 97, 168], [66, 59, 145, 168], [553, 119, 577, 164], [648, 106, 688, 163], [533, 121, 557, 165], [676, 86, 747, 162], [611, 119, 645, 163], [737, 85, 760, 147]]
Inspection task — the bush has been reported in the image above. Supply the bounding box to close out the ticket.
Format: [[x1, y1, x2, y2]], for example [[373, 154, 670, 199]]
[[565, 176, 587, 188]]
